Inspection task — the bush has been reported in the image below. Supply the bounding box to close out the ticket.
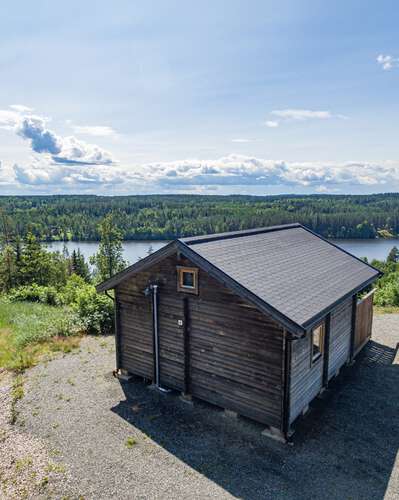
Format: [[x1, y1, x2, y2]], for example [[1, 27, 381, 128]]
[[8, 284, 63, 306], [72, 285, 114, 335], [6, 276, 114, 336], [374, 272, 399, 307], [59, 274, 88, 305]]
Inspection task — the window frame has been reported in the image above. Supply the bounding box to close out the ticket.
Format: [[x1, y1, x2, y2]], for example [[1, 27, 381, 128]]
[[310, 321, 325, 365], [176, 266, 199, 295]]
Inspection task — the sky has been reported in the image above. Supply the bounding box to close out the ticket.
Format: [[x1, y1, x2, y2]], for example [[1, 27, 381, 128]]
[[1, 0, 399, 196]]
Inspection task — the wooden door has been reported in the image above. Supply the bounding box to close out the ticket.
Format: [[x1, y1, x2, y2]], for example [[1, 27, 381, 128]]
[[354, 290, 374, 356]]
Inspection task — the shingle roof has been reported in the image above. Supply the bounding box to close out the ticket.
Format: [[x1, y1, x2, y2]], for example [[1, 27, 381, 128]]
[[180, 224, 380, 328]]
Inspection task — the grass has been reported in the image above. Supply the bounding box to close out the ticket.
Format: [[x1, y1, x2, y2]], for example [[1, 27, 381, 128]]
[[10, 374, 24, 424], [375, 305, 399, 314], [125, 436, 137, 448], [0, 299, 82, 371]]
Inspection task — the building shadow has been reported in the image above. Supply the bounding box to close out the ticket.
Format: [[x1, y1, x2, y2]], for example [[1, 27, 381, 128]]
[[111, 340, 399, 499]]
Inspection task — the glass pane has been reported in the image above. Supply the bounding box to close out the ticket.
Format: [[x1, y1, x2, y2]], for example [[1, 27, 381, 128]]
[[312, 326, 322, 359], [182, 271, 194, 288]]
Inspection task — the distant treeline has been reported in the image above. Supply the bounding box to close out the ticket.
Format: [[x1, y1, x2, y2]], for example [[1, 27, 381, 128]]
[[1, 193, 399, 241]]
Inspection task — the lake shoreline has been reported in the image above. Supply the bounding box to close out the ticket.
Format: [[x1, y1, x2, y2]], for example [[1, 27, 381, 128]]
[[43, 238, 399, 264]]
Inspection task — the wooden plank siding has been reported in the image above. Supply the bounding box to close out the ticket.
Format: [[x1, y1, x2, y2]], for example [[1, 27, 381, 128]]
[[116, 252, 285, 429], [328, 297, 352, 379], [289, 296, 354, 425], [289, 332, 323, 424]]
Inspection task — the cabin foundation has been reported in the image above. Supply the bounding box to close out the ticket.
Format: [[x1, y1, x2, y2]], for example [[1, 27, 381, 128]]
[[114, 369, 132, 381], [180, 393, 193, 405], [261, 426, 286, 443], [224, 409, 238, 419]]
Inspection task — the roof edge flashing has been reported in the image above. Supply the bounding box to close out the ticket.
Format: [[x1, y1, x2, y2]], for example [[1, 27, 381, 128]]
[[181, 223, 301, 246]]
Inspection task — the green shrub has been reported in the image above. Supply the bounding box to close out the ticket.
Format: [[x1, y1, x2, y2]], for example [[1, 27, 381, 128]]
[[59, 274, 88, 305], [374, 273, 399, 306], [72, 285, 113, 335], [8, 284, 63, 306]]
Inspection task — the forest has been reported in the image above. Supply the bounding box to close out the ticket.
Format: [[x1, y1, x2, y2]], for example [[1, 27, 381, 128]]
[[0, 209, 398, 374], [1, 193, 399, 241]]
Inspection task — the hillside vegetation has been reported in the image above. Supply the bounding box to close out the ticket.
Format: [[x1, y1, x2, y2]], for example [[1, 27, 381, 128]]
[[1, 210, 399, 372], [1, 193, 399, 241]]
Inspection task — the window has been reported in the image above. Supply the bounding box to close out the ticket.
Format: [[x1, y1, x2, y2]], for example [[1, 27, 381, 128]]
[[177, 267, 198, 294], [311, 322, 324, 364]]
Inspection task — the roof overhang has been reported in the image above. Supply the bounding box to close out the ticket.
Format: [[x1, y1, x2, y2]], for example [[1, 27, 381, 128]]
[[96, 239, 307, 337], [96, 241, 179, 292], [302, 273, 381, 332], [96, 230, 382, 339]]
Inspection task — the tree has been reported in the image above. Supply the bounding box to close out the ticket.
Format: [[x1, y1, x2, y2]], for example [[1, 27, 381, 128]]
[[387, 246, 399, 264], [19, 232, 52, 286], [71, 249, 91, 281], [90, 213, 127, 282], [0, 208, 18, 290], [0, 244, 17, 291]]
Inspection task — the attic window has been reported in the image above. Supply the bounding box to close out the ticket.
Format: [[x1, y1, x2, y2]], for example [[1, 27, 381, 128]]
[[177, 267, 198, 294], [311, 323, 324, 364]]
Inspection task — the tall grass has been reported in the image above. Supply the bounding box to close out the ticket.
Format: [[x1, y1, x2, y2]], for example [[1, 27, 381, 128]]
[[0, 299, 83, 371]]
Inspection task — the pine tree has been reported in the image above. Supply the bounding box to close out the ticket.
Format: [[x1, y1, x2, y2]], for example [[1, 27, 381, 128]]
[[71, 249, 79, 274], [19, 232, 51, 285], [0, 209, 19, 290], [71, 249, 90, 281], [0, 244, 17, 291]]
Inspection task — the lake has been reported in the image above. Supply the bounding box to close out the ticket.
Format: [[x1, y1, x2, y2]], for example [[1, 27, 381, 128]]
[[45, 238, 399, 266]]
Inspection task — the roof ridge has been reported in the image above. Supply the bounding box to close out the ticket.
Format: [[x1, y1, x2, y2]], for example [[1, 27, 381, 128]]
[[180, 223, 301, 245]]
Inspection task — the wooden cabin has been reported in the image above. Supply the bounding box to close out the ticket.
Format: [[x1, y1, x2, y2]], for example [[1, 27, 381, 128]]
[[97, 223, 381, 441]]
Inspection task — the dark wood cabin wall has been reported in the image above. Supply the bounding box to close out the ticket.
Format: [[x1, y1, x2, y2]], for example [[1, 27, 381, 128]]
[[116, 271, 154, 379], [289, 333, 323, 424], [116, 257, 186, 388], [187, 262, 284, 428], [328, 297, 352, 379], [116, 253, 284, 429]]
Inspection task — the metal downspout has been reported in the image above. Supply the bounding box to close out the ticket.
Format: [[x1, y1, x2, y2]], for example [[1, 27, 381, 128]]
[[151, 284, 160, 388]]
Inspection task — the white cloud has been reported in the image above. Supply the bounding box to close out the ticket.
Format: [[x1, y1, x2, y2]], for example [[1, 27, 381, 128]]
[[7, 154, 399, 193], [16, 115, 61, 154], [9, 104, 34, 113], [377, 54, 399, 70], [231, 138, 265, 143], [14, 157, 123, 187], [71, 124, 118, 137], [264, 109, 347, 127], [271, 109, 334, 121], [0, 109, 21, 130], [54, 136, 114, 165], [0, 105, 115, 165]]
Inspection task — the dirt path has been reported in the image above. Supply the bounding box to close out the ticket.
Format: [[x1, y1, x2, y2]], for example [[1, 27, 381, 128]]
[[3, 315, 399, 499]]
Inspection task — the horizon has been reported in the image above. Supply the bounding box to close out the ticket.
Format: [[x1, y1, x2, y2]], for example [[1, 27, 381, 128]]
[[2, 191, 399, 199], [1, 1, 399, 196]]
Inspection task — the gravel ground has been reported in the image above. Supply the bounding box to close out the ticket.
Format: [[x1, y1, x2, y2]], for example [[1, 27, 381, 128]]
[[9, 314, 399, 499], [0, 371, 72, 499]]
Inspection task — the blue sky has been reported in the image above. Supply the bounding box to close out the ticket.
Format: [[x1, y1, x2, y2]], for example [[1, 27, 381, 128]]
[[1, 0, 399, 195]]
